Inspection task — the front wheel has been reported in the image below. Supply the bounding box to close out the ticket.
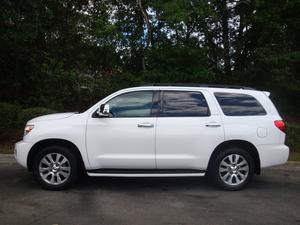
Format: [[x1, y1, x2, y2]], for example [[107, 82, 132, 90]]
[[33, 146, 78, 190], [211, 148, 254, 191]]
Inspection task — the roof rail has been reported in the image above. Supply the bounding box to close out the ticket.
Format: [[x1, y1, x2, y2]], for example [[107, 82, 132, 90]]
[[140, 83, 255, 90]]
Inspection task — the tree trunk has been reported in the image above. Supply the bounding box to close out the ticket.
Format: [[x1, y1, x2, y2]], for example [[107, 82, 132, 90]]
[[220, 0, 232, 78], [138, 0, 152, 72], [138, 0, 152, 48]]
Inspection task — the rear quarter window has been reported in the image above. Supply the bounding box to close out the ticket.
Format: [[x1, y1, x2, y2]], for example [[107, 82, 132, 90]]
[[214, 92, 267, 116]]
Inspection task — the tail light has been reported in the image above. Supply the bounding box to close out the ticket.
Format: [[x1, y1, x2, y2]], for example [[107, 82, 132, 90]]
[[274, 120, 286, 133]]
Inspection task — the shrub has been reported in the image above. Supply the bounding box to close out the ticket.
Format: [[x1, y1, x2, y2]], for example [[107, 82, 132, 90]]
[[18, 107, 56, 127], [0, 102, 21, 139]]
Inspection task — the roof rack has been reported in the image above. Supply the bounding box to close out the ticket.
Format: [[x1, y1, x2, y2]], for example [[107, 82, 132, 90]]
[[140, 83, 255, 90]]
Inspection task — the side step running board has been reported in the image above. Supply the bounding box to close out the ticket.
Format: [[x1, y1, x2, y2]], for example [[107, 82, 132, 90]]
[[86, 169, 206, 177]]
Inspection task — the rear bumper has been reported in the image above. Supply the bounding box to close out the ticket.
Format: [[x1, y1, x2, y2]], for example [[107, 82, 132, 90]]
[[14, 141, 34, 169], [257, 144, 289, 168]]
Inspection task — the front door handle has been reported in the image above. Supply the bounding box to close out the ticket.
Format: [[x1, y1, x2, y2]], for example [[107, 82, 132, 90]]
[[137, 122, 154, 128]]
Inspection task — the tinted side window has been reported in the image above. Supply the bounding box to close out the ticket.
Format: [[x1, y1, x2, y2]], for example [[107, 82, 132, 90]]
[[160, 91, 210, 117], [214, 92, 267, 116], [107, 91, 154, 117]]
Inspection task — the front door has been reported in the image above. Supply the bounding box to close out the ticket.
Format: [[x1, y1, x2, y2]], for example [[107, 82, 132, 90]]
[[86, 90, 157, 169]]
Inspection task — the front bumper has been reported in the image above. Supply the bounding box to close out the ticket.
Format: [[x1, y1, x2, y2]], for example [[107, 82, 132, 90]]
[[14, 141, 34, 168], [257, 144, 289, 168]]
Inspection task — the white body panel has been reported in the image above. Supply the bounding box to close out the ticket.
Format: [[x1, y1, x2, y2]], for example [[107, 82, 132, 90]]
[[15, 112, 92, 169], [207, 89, 288, 168], [14, 86, 289, 176]]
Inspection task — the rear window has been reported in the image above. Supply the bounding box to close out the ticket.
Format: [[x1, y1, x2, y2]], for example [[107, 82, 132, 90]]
[[214, 92, 266, 116], [160, 91, 210, 117]]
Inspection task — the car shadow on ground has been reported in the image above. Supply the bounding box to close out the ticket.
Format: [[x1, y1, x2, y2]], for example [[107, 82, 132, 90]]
[[75, 176, 212, 190], [72, 175, 271, 193], [70, 170, 299, 193]]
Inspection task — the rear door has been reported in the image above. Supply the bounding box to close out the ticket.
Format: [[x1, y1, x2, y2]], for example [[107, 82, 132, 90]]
[[155, 89, 224, 170]]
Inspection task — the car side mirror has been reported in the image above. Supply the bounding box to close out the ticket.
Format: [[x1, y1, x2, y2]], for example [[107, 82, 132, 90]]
[[97, 104, 110, 117]]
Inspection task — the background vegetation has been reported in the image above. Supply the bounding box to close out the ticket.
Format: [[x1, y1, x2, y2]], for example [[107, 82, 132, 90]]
[[0, 0, 299, 157]]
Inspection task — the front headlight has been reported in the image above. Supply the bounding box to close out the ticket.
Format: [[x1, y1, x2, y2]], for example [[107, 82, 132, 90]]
[[24, 124, 34, 136]]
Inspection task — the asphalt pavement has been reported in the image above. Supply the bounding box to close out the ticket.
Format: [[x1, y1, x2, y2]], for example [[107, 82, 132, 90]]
[[0, 154, 299, 225]]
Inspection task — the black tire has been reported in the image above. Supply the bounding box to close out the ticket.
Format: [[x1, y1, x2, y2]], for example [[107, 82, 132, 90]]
[[33, 146, 78, 190], [211, 147, 254, 191]]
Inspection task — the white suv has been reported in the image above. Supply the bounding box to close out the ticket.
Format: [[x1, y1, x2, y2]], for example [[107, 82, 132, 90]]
[[14, 84, 289, 190]]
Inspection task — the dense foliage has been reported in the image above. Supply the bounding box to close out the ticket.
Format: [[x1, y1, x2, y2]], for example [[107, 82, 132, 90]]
[[0, 103, 55, 139], [0, 0, 299, 115], [0, 102, 20, 138]]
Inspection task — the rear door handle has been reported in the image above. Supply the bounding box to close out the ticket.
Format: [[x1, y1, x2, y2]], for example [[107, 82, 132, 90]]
[[205, 123, 221, 127], [137, 122, 154, 128]]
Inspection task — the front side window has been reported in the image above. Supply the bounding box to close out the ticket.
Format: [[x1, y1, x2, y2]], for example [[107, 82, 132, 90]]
[[107, 91, 154, 117], [214, 92, 267, 116], [159, 91, 210, 117]]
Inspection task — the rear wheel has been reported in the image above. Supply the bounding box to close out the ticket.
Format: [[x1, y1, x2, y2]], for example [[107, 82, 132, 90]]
[[33, 146, 78, 190], [211, 147, 254, 191]]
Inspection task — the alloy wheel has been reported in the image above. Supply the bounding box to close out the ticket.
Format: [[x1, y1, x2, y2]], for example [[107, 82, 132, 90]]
[[218, 154, 249, 186], [39, 153, 71, 185]]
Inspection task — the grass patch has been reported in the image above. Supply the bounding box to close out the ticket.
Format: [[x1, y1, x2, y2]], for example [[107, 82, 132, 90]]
[[289, 152, 300, 161], [0, 147, 14, 154], [0, 142, 14, 154], [0, 129, 22, 154], [286, 120, 300, 161], [286, 121, 300, 152]]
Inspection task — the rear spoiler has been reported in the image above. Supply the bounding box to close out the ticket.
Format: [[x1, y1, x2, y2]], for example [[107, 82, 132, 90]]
[[263, 91, 270, 97]]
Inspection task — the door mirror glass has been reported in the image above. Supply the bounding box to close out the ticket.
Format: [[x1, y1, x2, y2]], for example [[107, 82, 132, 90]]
[[97, 104, 110, 117]]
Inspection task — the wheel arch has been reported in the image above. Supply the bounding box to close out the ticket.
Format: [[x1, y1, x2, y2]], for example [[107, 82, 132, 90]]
[[27, 138, 86, 173], [207, 140, 261, 174]]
